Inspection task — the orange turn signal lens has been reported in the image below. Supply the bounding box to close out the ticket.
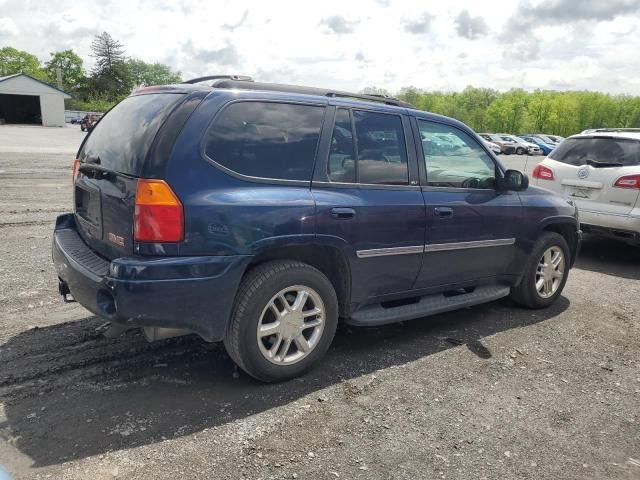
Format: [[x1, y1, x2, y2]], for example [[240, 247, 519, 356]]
[[134, 179, 184, 243]]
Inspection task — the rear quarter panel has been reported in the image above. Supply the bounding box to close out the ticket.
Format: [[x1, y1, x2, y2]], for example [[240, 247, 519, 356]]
[[143, 91, 318, 257]]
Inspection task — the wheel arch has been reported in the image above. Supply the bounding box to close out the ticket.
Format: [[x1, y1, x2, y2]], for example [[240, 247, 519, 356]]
[[540, 217, 580, 266], [244, 244, 352, 317]]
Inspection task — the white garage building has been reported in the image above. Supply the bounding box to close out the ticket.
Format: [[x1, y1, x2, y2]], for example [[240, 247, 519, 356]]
[[0, 73, 71, 127]]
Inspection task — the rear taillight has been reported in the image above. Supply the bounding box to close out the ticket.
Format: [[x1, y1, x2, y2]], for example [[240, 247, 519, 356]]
[[72, 159, 79, 183], [613, 174, 640, 189], [532, 164, 555, 180], [134, 179, 183, 242]]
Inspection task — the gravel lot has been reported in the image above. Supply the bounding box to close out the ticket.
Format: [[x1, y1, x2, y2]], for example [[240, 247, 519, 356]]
[[0, 125, 639, 480]]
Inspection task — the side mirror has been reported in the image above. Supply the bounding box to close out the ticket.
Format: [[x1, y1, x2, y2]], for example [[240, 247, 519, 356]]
[[500, 169, 529, 191]]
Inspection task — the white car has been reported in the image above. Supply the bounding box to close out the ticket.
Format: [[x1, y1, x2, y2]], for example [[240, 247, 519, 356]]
[[483, 139, 502, 154], [531, 130, 640, 243], [497, 134, 542, 155]]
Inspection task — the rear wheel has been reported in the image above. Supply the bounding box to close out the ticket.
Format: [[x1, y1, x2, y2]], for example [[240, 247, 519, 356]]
[[224, 261, 338, 382], [510, 232, 570, 309]]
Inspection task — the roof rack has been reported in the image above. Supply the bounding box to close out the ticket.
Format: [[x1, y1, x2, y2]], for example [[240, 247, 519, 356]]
[[589, 128, 640, 132], [209, 79, 413, 108], [182, 75, 253, 84]]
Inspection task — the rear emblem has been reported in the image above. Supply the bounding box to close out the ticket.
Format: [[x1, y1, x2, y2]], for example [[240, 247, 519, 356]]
[[577, 167, 589, 179], [108, 232, 125, 246]]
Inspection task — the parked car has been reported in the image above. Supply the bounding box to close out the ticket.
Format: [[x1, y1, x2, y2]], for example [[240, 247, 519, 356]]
[[497, 134, 541, 155], [519, 135, 555, 155], [545, 134, 565, 143], [483, 139, 502, 155], [52, 77, 581, 382], [531, 130, 640, 243], [80, 114, 102, 132], [521, 133, 559, 147], [478, 133, 517, 154]]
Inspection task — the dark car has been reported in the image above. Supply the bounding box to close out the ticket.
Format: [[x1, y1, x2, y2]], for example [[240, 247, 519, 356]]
[[53, 77, 581, 382], [80, 113, 101, 132]]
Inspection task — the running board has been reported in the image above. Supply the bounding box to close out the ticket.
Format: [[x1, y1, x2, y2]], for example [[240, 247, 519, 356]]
[[346, 285, 511, 327]]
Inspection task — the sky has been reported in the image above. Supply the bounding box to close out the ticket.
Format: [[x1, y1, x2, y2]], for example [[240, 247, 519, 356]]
[[1, 0, 640, 94]]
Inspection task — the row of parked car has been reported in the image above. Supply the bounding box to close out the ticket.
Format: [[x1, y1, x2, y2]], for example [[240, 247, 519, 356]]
[[479, 133, 564, 156]]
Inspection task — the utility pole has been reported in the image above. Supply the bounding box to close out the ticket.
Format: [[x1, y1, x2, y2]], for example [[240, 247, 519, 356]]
[[56, 67, 62, 89]]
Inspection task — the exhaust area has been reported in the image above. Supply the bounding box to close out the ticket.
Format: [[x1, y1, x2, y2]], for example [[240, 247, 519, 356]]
[[143, 327, 190, 342]]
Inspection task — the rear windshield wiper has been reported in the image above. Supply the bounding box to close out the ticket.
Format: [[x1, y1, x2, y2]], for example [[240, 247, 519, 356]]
[[584, 158, 623, 168]]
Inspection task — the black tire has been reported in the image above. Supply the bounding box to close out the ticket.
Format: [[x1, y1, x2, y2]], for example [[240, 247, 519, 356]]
[[516, 147, 525, 155], [510, 232, 570, 309], [224, 260, 339, 382]]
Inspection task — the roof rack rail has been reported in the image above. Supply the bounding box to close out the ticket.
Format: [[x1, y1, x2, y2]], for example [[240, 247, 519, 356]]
[[590, 128, 640, 132], [182, 75, 253, 84], [208, 79, 413, 108], [325, 90, 411, 107]]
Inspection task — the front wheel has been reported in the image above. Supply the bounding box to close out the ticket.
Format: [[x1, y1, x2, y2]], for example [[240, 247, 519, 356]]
[[516, 147, 525, 155], [510, 232, 570, 309], [224, 260, 338, 382]]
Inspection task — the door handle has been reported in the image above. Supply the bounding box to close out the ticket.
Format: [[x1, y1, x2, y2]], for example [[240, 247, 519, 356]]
[[330, 207, 356, 219], [434, 207, 453, 218]]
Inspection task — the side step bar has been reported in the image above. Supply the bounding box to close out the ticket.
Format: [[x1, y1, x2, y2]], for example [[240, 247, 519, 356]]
[[346, 285, 511, 327]]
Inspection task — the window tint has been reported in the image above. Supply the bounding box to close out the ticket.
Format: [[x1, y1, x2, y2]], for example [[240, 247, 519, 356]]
[[549, 137, 640, 167], [205, 101, 324, 181], [418, 120, 496, 189], [79, 93, 184, 176], [353, 110, 408, 185], [328, 108, 356, 183]]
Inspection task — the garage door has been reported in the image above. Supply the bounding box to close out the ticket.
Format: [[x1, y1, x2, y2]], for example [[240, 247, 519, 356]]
[[0, 94, 41, 125]]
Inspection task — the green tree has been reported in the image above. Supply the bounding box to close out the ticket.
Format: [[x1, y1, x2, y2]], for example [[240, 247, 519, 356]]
[[90, 32, 130, 99], [45, 50, 84, 92], [0, 47, 45, 79], [125, 58, 181, 87]]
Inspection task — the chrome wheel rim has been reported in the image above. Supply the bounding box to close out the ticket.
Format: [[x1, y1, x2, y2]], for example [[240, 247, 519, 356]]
[[535, 246, 565, 298], [257, 285, 325, 365]]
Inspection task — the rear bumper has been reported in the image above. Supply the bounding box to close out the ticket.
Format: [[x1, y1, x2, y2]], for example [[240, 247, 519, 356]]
[[52, 214, 251, 341], [578, 207, 640, 241]]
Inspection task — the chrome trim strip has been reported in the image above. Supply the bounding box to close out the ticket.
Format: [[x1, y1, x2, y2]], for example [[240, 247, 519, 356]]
[[356, 245, 424, 259], [356, 238, 515, 258], [424, 238, 515, 252]]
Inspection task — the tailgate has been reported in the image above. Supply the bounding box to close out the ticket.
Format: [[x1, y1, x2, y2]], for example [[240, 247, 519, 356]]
[[75, 167, 137, 258], [74, 92, 186, 259]]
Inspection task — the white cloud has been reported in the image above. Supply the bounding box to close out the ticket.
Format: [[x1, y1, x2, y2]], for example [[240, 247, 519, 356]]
[[0, 16, 19, 37], [1, 0, 640, 94]]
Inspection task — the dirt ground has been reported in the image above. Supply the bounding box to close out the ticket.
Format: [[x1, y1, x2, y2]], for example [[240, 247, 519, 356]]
[[0, 125, 639, 480]]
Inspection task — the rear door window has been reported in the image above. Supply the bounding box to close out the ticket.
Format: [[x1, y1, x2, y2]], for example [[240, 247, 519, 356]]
[[550, 137, 640, 167], [79, 93, 184, 176], [353, 110, 409, 185], [326, 109, 409, 185], [204, 101, 325, 181]]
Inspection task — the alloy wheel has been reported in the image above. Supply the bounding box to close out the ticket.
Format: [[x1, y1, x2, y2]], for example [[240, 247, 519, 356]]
[[535, 246, 565, 298], [256, 285, 325, 365]]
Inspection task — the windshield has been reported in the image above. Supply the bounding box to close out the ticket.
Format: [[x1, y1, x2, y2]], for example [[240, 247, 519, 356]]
[[549, 137, 640, 167]]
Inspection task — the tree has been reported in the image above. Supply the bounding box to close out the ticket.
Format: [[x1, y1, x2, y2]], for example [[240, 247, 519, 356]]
[[45, 50, 84, 92], [0, 47, 45, 79], [90, 32, 129, 99], [125, 58, 181, 87]]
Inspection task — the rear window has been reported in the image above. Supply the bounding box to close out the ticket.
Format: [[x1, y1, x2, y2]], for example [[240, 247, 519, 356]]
[[550, 137, 640, 167], [79, 93, 184, 175], [204, 101, 325, 181]]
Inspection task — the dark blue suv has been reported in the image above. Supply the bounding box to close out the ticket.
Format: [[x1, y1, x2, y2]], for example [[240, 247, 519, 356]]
[[53, 77, 581, 382]]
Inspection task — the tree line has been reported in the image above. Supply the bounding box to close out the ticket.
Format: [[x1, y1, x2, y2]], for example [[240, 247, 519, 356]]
[[3, 33, 640, 134], [0, 32, 181, 112], [396, 87, 640, 136]]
